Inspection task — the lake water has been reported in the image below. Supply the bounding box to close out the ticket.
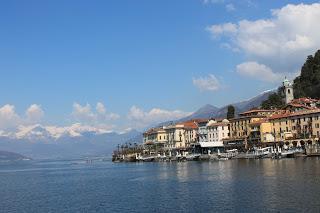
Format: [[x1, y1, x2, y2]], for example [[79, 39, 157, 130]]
[[1, 158, 320, 212]]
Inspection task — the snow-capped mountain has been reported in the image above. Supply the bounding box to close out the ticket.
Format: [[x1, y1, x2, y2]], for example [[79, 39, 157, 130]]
[[0, 124, 142, 159], [4, 123, 114, 140]]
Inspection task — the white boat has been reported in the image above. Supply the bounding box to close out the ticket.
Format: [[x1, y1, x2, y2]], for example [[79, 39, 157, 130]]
[[218, 149, 238, 159], [255, 147, 273, 158], [185, 153, 201, 161], [139, 156, 156, 162], [280, 150, 296, 158]]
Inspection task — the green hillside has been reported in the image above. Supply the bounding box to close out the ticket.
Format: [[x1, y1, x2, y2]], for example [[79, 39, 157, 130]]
[[261, 49, 320, 109]]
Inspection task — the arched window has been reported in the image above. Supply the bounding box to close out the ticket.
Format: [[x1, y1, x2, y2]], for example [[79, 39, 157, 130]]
[[287, 89, 291, 94]]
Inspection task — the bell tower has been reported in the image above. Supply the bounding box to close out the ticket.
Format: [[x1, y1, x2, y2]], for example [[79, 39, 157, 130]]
[[283, 77, 294, 104]]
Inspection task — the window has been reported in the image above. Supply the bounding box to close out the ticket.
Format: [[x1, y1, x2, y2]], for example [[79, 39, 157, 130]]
[[159, 136, 161, 140], [288, 89, 291, 94], [316, 123, 320, 128]]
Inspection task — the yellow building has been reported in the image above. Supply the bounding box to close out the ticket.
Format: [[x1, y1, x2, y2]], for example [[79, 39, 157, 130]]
[[226, 109, 276, 149], [269, 109, 320, 144], [248, 119, 274, 145], [143, 127, 167, 145]]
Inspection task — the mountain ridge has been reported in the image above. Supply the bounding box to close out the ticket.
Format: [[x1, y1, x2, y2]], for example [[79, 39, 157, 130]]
[[175, 89, 275, 122]]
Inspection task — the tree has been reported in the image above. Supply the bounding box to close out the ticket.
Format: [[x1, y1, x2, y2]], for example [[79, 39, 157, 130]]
[[227, 105, 235, 119], [261, 89, 285, 109], [293, 50, 320, 99], [260, 49, 320, 109]]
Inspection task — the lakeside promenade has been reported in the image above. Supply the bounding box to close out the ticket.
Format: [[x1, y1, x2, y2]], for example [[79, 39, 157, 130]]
[[113, 79, 320, 162]]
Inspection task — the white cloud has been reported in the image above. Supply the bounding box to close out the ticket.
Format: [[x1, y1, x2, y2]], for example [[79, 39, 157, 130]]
[[26, 104, 44, 123], [128, 106, 192, 129], [0, 104, 45, 130], [236, 61, 280, 82], [206, 23, 237, 38], [96, 102, 106, 114], [72, 102, 120, 125], [193, 74, 222, 91], [203, 0, 225, 4], [236, 61, 300, 83], [207, 3, 320, 75], [226, 3, 235, 11], [0, 105, 20, 129], [72, 103, 95, 122]]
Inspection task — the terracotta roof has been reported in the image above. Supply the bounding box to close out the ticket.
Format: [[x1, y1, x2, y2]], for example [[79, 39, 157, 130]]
[[143, 127, 164, 135], [229, 114, 266, 121], [193, 119, 209, 124], [207, 122, 229, 127], [269, 109, 320, 120], [248, 118, 269, 125], [239, 109, 276, 116], [284, 103, 315, 110], [291, 97, 319, 104], [177, 121, 198, 129]]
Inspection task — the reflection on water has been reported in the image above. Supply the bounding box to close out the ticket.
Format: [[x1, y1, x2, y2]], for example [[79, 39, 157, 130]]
[[0, 158, 320, 212]]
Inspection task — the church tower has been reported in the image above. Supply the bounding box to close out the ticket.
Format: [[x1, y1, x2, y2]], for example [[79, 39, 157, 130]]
[[283, 77, 294, 104]]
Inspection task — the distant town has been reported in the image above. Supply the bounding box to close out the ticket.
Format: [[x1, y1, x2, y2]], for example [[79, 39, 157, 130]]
[[113, 78, 320, 162]]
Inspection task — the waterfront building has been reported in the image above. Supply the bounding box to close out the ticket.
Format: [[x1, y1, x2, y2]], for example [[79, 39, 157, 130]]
[[205, 119, 230, 151], [197, 119, 209, 144], [196, 119, 209, 153], [163, 123, 192, 155], [179, 120, 198, 148], [226, 109, 276, 150], [269, 108, 320, 146], [142, 127, 168, 154], [143, 128, 158, 144], [172, 124, 187, 149], [283, 97, 320, 112], [143, 128, 167, 144], [248, 119, 274, 145], [163, 125, 176, 150]]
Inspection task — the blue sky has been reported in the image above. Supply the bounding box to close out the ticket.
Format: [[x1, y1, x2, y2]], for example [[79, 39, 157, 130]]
[[0, 0, 320, 132]]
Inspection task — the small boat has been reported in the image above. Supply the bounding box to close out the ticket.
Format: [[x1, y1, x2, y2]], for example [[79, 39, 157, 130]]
[[217, 157, 229, 161], [255, 147, 273, 158], [218, 149, 238, 159], [280, 150, 296, 158], [139, 156, 156, 162], [185, 153, 201, 161]]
